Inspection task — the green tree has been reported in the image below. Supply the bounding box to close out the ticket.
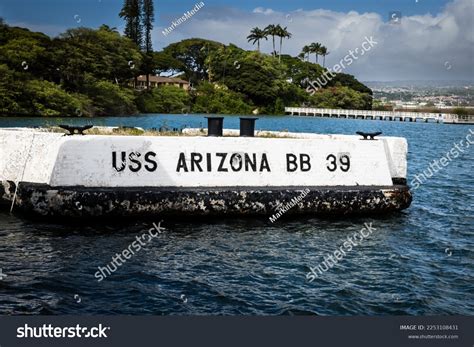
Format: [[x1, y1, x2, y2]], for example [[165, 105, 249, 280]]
[[24, 79, 90, 116], [120, 0, 143, 88], [141, 0, 155, 89], [309, 42, 322, 64], [279, 54, 324, 88], [328, 73, 373, 95], [153, 51, 185, 74], [207, 45, 287, 106], [0, 64, 23, 114], [0, 19, 374, 116], [119, 0, 143, 48], [162, 38, 223, 85], [309, 86, 371, 110], [0, 26, 52, 79], [301, 45, 311, 62], [141, 0, 154, 52], [192, 82, 253, 114], [136, 85, 190, 113], [247, 27, 267, 52], [56, 27, 142, 91], [264, 24, 278, 56], [319, 46, 329, 67], [276, 25, 291, 63], [89, 80, 137, 116], [274, 97, 285, 114]]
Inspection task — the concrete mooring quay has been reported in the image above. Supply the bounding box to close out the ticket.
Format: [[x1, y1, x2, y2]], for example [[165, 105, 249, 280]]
[[0, 117, 412, 219], [0, 182, 411, 219], [285, 107, 474, 124]]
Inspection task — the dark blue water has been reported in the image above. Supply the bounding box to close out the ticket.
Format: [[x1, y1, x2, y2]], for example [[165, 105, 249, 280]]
[[0, 115, 473, 315]]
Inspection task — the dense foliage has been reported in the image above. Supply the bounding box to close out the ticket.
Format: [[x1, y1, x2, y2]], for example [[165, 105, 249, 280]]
[[136, 85, 190, 114], [0, 22, 141, 116], [192, 82, 253, 114], [0, 20, 373, 117]]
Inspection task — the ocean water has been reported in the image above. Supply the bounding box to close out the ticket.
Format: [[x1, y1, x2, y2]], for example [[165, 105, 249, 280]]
[[0, 114, 473, 315]]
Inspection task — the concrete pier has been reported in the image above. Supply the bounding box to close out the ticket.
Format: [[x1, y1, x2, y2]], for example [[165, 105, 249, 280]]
[[285, 107, 474, 124], [0, 127, 411, 218], [0, 181, 411, 218]]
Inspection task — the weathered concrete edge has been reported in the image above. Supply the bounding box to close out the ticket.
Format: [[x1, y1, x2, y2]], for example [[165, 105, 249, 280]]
[[1, 181, 412, 219]]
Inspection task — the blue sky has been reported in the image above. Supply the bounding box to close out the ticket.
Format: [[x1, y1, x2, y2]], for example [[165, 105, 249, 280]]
[[1, 0, 472, 81], [0, 0, 450, 31]]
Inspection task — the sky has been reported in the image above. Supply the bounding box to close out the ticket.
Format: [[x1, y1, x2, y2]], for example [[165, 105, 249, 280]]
[[0, 0, 473, 81]]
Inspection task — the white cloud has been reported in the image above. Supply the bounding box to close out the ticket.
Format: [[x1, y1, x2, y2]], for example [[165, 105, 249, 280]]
[[155, 0, 474, 81], [252, 7, 276, 15]]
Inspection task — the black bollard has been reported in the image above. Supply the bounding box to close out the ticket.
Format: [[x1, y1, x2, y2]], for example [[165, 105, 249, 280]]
[[239, 117, 258, 137], [206, 117, 224, 137], [59, 124, 93, 136], [356, 131, 382, 140]]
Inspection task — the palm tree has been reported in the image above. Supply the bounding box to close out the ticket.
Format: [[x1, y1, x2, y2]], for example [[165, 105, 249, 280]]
[[320, 46, 329, 67], [264, 24, 278, 57], [309, 42, 322, 64], [276, 25, 292, 62], [301, 45, 311, 62], [247, 27, 267, 52], [298, 52, 306, 61], [99, 24, 119, 33]]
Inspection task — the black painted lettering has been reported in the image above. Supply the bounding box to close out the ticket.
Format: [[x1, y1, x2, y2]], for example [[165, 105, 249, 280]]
[[216, 153, 228, 172], [191, 152, 203, 172], [144, 152, 157, 172], [326, 153, 351, 172], [128, 152, 142, 172], [206, 153, 212, 172], [326, 154, 337, 172], [300, 154, 311, 172], [340, 155, 351, 172], [286, 154, 298, 172], [176, 153, 188, 172], [230, 153, 243, 171], [245, 153, 257, 171], [112, 151, 126, 172], [260, 153, 271, 172]]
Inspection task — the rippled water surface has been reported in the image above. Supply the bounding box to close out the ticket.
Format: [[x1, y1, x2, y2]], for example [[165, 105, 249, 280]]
[[0, 115, 473, 315]]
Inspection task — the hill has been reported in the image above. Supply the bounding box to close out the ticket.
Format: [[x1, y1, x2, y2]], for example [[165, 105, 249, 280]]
[[0, 21, 372, 117]]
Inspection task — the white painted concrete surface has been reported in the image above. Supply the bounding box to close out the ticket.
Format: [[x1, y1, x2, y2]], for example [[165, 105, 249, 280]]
[[183, 128, 408, 179], [0, 128, 407, 188], [0, 129, 65, 184]]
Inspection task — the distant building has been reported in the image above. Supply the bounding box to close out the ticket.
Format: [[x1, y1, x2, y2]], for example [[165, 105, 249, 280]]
[[434, 102, 448, 109], [134, 75, 190, 91]]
